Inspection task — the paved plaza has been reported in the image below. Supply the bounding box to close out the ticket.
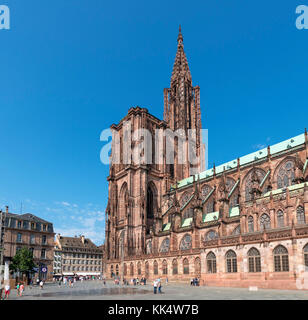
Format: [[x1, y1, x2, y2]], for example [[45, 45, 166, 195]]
[[2, 280, 308, 300]]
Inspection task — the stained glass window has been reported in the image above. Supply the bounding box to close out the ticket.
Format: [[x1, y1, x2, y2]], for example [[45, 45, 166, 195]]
[[276, 160, 295, 189], [273, 245, 289, 272], [183, 258, 189, 274], [162, 260, 168, 275], [205, 230, 218, 241], [277, 210, 284, 228], [172, 259, 178, 275], [248, 216, 254, 233], [160, 238, 170, 253], [206, 252, 217, 273], [248, 247, 261, 272], [260, 213, 271, 231], [145, 262, 149, 277], [180, 192, 191, 207], [154, 260, 158, 275], [180, 234, 192, 250], [297, 206, 305, 225]]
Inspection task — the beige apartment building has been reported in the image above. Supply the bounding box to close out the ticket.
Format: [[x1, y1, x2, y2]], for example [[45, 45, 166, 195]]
[[3, 207, 55, 282], [54, 234, 103, 277]]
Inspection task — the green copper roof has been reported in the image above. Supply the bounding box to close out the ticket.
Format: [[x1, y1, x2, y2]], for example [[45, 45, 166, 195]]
[[181, 217, 193, 227], [174, 132, 306, 191], [162, 222, 171, 231], [263, 182, 308, 197], [203, 211, 219, 223], [229, 206, 240, 217]]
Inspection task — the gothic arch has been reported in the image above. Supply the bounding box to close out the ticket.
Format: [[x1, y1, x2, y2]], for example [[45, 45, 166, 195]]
[[160, 238, 170, 253], [146, 181, 158, 234], [273, 157, 297, 189], [119, 182, 128, 221], [242, 167, 266, 202], [179, 234, 192, 251]]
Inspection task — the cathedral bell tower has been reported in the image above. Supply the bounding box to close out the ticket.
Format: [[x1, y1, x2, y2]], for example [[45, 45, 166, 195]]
[[163, 26, 204, 183]]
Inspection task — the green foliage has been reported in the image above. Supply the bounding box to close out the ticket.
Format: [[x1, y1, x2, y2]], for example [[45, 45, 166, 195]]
[[9, 247, 36, 274]]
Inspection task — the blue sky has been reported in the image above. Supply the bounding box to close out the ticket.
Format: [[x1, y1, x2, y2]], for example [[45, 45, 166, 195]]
[[0, 0, 307, 244]]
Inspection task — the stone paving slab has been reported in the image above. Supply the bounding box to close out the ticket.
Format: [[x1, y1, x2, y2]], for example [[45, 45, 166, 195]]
[[3, 280, 308, 300]]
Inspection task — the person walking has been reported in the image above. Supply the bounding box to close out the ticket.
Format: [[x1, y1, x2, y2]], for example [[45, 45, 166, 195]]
[[39, 280, 44, 290], [4, 284, 10, 299], [153, 279, 158, 294], [158, 278, 162, 293], [16, 283, 20, 297], [19, 283, 24, 297]]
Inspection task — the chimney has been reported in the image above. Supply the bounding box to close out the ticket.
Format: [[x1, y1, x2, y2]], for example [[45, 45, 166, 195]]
[[81, 235, 85, 244], [5, 206, 8, 214]]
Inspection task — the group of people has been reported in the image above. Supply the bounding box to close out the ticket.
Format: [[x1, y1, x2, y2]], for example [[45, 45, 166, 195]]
[[153, 278, 163, 294], [190, 277, 200, 286]]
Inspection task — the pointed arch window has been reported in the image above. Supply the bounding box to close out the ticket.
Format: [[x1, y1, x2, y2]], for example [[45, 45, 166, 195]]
[[160, 238, 170, 253], [145, 262, 149, 277], [162, 260, 168, 275], [297, 206, 305, 225], [226, 250, 237, 273], [180, 234, 192, 251], [183, 258, 189, 274], [277, 210, 284, 228], [153, 260, 158, 275], [273, 245, 289, 272], [116, 264, 119, 276], [206, 252, 217, 273], [276, 160, 295, 189], [137, 262, 141, 275], [248, 216, 254, 233], [130, 262, 134, 276], [260, 213, 271, 231], [248, 247, 261, 272], [172, 259, 178, 275]]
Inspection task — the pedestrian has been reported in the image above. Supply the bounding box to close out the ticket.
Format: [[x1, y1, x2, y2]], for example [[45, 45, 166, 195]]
[[16, 282, 20, 296], [153, 279, 158, 294], [36, 278, 40, 286], [19, 283, 24, 296], [158, 279, 162, 293], [165, 277, 168, 284], [4, 284, 10, 299], [39, 280, 44, 290]]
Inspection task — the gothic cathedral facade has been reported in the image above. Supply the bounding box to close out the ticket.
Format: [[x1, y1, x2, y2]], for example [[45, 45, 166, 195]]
[[105, 28, 308, 290]]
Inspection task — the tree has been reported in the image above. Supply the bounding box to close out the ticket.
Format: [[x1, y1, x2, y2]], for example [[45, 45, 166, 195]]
[[10, 247, 37, 281]]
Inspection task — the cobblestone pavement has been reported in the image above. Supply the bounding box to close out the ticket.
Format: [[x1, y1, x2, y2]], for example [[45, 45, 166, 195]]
[[3, 280, 308, 300]]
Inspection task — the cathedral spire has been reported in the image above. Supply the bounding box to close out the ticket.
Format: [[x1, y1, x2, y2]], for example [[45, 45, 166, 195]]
[[170, 25, 192, 86]]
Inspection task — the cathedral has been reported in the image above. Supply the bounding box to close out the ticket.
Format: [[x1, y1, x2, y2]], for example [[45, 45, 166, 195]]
[[104, 27, 308, 290]]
